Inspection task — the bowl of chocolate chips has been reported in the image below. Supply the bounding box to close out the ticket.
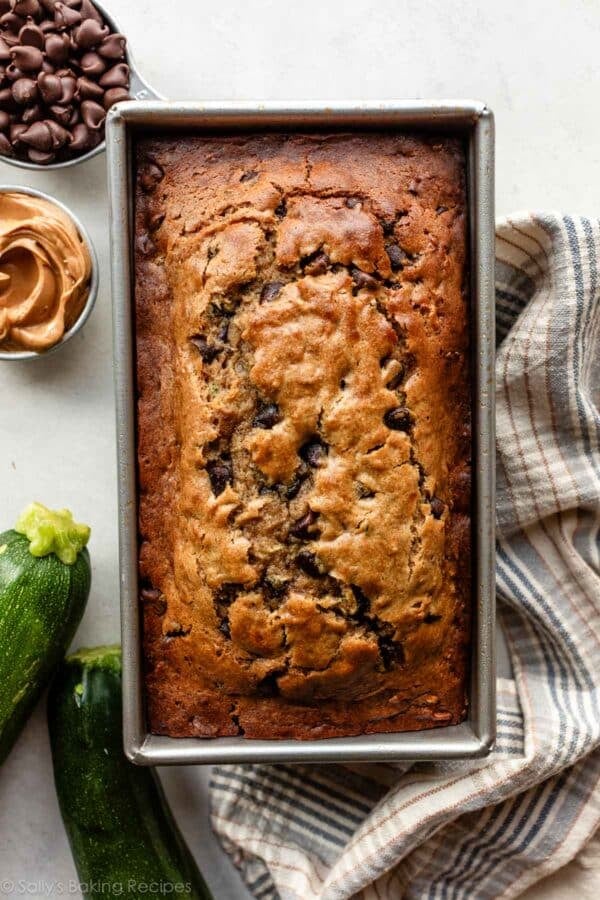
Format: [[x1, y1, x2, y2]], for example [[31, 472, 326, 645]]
[[0, 0, 157, 168]]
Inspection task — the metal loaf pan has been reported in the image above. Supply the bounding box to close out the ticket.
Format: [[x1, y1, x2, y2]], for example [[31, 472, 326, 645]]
[[107, 101, 496, 765]]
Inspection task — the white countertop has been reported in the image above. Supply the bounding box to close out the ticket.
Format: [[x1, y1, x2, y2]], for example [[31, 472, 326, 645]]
[[1, 1, 599, 897]]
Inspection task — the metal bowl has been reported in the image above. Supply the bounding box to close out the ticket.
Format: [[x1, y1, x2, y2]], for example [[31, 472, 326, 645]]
[[0, 0, 161, 172], [0, 184, 99, 361]]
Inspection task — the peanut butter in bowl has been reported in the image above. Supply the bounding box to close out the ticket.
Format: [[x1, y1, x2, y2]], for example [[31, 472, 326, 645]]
[[0, 189, 96, 356]]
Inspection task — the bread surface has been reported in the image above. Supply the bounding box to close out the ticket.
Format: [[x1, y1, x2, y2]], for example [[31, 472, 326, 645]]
[[135, 132, 471, 739]]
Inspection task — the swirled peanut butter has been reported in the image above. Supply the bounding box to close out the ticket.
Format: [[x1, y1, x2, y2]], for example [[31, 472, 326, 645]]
[[0, 191, 92, 353]]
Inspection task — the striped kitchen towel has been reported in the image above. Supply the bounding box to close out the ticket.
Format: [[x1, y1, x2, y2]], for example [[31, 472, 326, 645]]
[[210, 213, 600, 900]]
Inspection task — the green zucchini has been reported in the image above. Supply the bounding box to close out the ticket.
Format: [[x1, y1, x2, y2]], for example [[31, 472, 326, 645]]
[[48, 645, 213, 900], [0, 502, 91, 763]]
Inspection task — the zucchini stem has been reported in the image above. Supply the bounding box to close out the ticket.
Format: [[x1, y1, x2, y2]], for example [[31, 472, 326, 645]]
[[66, 645, 121, 672], [15, 502, 91, 565]]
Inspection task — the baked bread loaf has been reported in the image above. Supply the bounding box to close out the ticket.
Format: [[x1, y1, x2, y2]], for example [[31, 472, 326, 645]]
[[135, 132, 471, 740]]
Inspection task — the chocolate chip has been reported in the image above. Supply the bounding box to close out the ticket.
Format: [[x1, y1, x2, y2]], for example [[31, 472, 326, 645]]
[[9, 122, 27, 142], [18, 23, 44, 50], [385, 364, 405, 391], [240, 169, 258, 182], [350, 584, 370, 617], [378, 634, 405, 669], [80, 0, 104, 25], [97, 32, 126, 60], [136, 233, 155, 257], [103, 86, 129, 110], [58, 74, 77, 104], [54, 2, 82, 28], [303, 251, 329, 276], [206, 460, 233, 496], [263, 573, 289, 598], [21, 103, 41, 123], [10, 44, 43, 72], [47, 103, 70, 124], [351, 266, 378, 290], [76, 75, 103, 101], [214, 582, 242, 605], [430, 497, 444, 519], [450, 468, 470, 513], [299, 437, 327, 467], [0, 12, 25, 31], [296, 549, 323, 577], [37, 71, 62, 103], [0, 37, 10, 62], [256, 672, 281, 696], [69, 122, 91, 151], [5, 63, 25, 83], [285, 466, 308, 500], [274, 200, 286, 218], [260, 281, 283, 303], [54, 66, 76, 81], [139, 161, 164, 193], [384, 406, 412, 431], [147, 211, 165, 232], [90, 131, 103, 150], [356, 482, 375, 499], [74, 18, 108, 50], [39, 20, 57, 35], [80, 98, 105, 129], [0, 132, 13, 154], [47, 118, 70, 147], [289, 508, 320, 540], [99, 62, 129, 88], [189, 334, 221, 363], [0, 87, 18, 110], [27, 146, 54, 163], [44, 33, 69, 65], [424, 613, 442, 623], [253, 402, 280, 429], [345, 197, 360, 208], [0, 110, 10, 129], [323, 579, 340, 599], [385, 242, 409, 271], [436, 205, 448, 214], [79, 50, 106, 77], [14, 0, 40, 14], [216, 319, 229, 342], [209, 301, 234, 319], [140, 586, 161, 602], [11, 77, 37, 104], [18, 119, 52, 150]]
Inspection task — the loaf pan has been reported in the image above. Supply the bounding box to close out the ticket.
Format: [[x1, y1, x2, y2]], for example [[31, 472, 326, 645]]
[[106, 100, 496, 765]]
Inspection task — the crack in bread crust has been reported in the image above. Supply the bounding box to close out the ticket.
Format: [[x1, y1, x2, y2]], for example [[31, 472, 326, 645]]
[[136, 133, 471, 739]]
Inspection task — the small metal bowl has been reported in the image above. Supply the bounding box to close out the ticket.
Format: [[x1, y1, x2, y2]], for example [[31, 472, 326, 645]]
[[0, 0, 161, 172], [0, 185, 99, 361]]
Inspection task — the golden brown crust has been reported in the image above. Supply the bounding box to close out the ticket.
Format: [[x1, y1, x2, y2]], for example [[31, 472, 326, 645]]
[[135, 133, 471, 740]]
